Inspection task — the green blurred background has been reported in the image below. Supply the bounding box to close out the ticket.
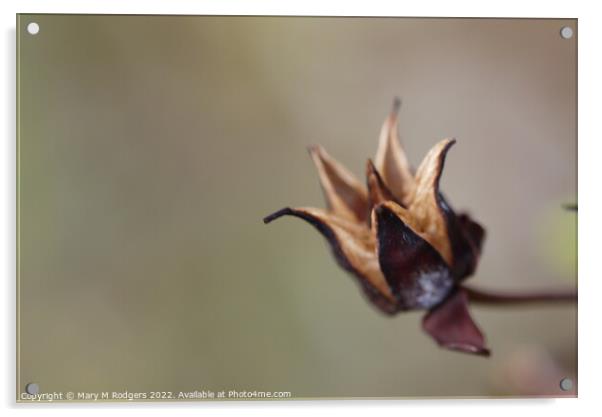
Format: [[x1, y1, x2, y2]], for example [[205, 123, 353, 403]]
[[17, 15, 576, 399]]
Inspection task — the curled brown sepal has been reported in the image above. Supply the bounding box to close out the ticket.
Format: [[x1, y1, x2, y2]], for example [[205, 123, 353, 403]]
[[263, 207, 400, 316], [422, 288, 490, 356]]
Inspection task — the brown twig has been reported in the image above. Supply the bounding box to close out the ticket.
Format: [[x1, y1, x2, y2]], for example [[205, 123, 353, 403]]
[[464, 285, 577, 305]]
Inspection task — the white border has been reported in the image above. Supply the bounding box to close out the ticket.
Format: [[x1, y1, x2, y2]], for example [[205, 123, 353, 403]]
[[0, 0, 588, 17], [2, 1, 600, 416]]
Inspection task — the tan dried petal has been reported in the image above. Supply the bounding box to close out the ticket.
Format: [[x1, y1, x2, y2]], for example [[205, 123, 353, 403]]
[[308, 145, 369, 223], [375, 200, 420, 235], [263, 206, 394, 302], [374, 99, 415, 205], [366, 159, 399, 210], [409, 138, 456, 265]]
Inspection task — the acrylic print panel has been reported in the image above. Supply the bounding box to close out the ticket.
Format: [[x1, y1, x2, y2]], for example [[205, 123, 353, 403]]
[[17, 15, 577, 401]]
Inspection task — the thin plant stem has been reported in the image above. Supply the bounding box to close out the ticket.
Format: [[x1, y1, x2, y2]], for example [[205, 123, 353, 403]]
[[463, 285, 577, 305]]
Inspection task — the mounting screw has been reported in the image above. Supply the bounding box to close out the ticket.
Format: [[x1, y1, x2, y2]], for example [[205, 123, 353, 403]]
[[25, 382, 40, 395], [27, 22, 40, 35], [559, 377, 573, 391], [560, 26, 573, 40]]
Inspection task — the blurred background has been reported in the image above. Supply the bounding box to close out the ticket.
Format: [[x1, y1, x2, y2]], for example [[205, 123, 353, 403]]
[[18, 16, 576, 399]]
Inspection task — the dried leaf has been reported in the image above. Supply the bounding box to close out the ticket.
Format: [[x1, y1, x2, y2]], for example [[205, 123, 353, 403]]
[[422, 288, 490, 356]]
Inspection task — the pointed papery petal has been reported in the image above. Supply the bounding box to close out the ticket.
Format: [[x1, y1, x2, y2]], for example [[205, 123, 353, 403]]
[[374, 202, 454, 310], [409, 139, 456, 266], [308, 145, 369, 223], [457, 212, 485, 255], [448, 206, 486, 280], [366, 160, 400, 210], [374, 99, 415, 205], [263, 207, 397, 314], [422, 288, 490, 356]]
